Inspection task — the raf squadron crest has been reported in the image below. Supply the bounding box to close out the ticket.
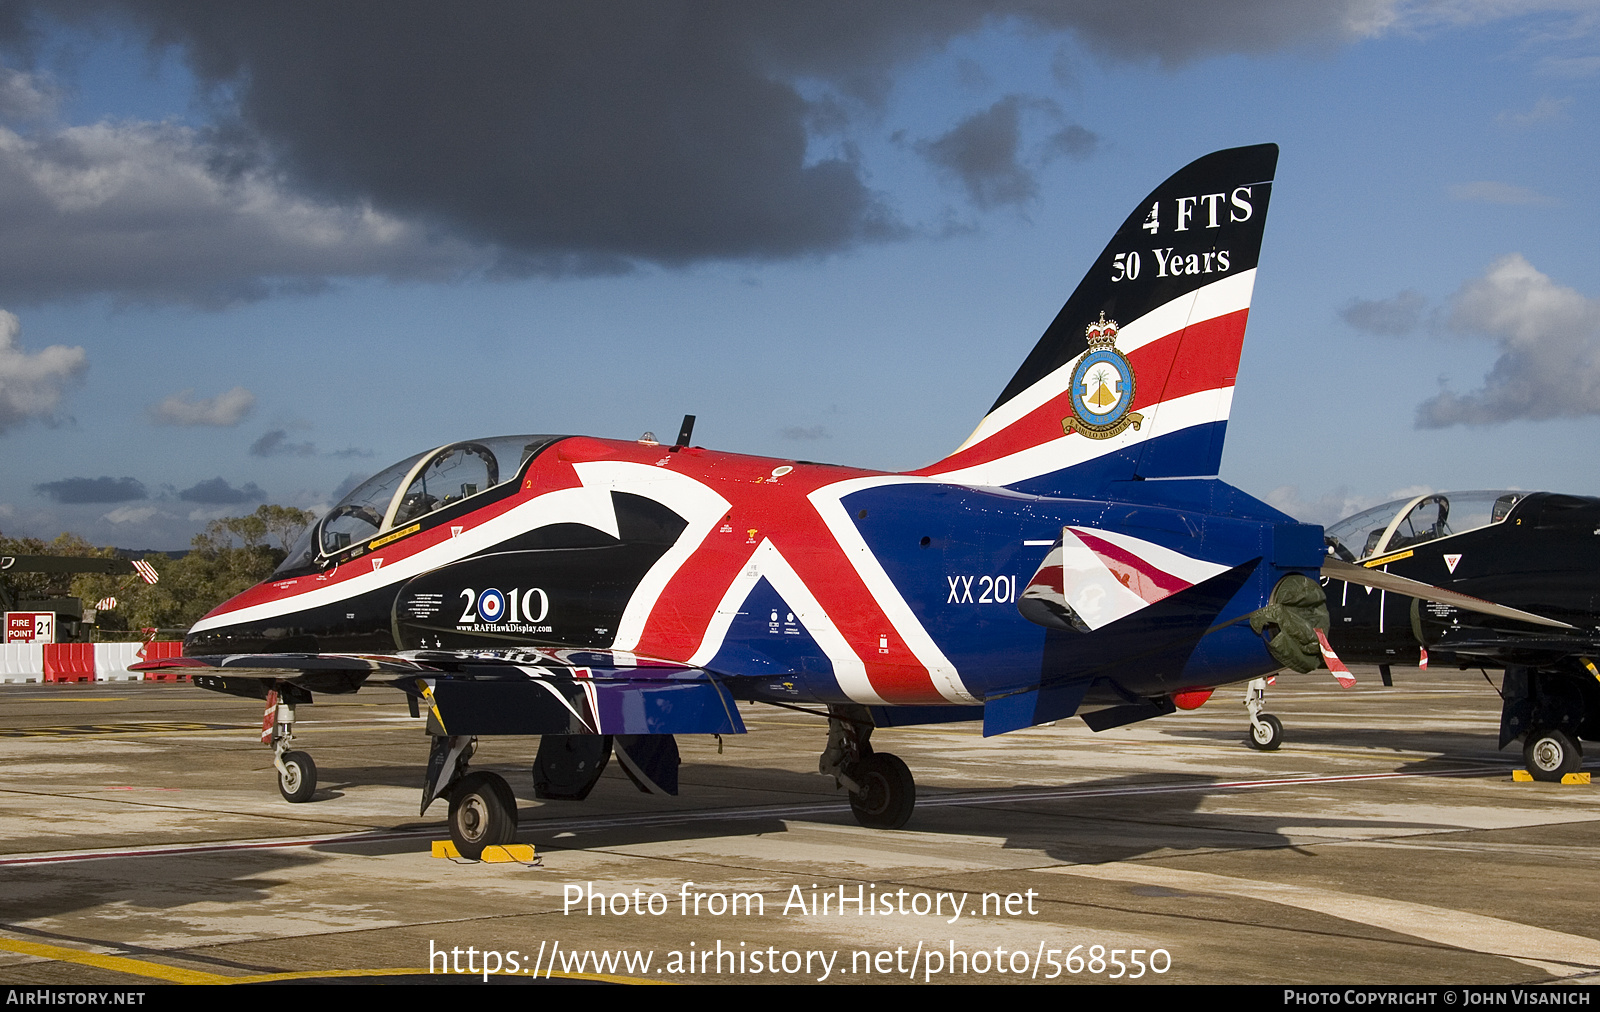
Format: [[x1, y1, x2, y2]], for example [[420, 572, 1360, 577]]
[[1063, 312, 1143, 439]]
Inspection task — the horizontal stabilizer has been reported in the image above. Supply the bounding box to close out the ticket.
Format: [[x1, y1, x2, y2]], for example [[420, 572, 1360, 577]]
[[1321, 558, 1574, 630]]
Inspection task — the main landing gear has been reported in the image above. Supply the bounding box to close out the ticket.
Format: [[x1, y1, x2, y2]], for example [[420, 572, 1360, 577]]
[[1524, 728, 1583, 782], [820, 706, 916, 830], [1243, 677, 1283, 751], [1499, 666, 1594, 783], [421, 734, 521, 859], [447, 770, 519, 859]]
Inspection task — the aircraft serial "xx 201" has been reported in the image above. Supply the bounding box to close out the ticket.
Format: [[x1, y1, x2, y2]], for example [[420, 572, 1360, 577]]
[[141, 144, 1451, 857]]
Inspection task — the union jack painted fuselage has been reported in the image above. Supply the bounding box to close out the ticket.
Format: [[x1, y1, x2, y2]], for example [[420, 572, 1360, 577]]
[[185, 144, 1327, 741]]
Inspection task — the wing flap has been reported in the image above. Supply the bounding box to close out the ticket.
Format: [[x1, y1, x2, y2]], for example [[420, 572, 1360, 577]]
[[140, 649, 745, 736]]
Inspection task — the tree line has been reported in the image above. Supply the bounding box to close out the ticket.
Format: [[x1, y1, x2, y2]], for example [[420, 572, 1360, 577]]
[[0, 505, 316, 638]]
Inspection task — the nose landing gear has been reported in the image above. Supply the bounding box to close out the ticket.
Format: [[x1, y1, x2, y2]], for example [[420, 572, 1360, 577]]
[[264, 688, 320, 802], [1243, 677, 1283, 751]]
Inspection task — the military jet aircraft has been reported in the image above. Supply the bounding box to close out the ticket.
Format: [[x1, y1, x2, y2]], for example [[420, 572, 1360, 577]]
[[1319, 490, 1599, 781], [139, 143, 1455, 857]]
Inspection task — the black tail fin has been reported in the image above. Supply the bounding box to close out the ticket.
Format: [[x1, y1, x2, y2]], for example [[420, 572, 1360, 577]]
[[917, 144, 1278, 494]]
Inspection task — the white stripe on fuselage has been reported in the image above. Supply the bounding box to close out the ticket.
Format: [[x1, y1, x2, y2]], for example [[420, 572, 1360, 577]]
[[190, 483, 621, 632]]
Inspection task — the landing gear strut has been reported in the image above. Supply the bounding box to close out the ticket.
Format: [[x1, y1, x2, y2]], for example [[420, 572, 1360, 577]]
[[819, 705, 916, 830], [1243, 677, 1283, 751], [264, 688, 319, 802]]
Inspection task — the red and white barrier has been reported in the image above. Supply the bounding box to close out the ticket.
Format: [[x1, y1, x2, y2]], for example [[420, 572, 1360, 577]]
[[0, 643, 44, 683], [95, 642, 147, 681], [0, 641, 184, 683], [43, 643, 97, 683], [135, 640, 186, 680]]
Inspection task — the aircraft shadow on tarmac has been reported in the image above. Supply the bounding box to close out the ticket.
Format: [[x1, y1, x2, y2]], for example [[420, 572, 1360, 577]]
[[326, 765, 1462, 865], [1, 760, 1479, 927], [1157, 723, 1514, 762]]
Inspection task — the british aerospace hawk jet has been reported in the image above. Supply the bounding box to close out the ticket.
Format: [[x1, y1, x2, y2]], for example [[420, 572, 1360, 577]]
[[1319, 490, 1596, 781], [140, 144, 1465, 857]]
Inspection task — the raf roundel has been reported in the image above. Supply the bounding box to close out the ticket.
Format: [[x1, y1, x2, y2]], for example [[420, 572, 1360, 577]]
[[477, 588, 505, 623], [1063, 312, 1144, 440]]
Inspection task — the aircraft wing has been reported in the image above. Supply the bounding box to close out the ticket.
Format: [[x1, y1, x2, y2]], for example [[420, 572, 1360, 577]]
[[132, 649, 746, 737], [1321, 558, 1575, 630]]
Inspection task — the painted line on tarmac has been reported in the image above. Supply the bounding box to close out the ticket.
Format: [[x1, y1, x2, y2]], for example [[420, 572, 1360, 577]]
[[0, 721, 255, 737], [0, 938, 658, 985], [0, 936, 233, 984], [0, 765, 1503, 868], [1043, 863, 1600, 978]]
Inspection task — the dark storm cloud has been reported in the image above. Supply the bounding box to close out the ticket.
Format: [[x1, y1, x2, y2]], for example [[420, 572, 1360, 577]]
[[178, 477, 267, 504], [34, 475, 146, 503], [918, 95, 1097, 208], [249, 429, 316, 457], [249, 428, 371, 458], [920, 96, 1039, 209], [0, 1, 1392, 299]]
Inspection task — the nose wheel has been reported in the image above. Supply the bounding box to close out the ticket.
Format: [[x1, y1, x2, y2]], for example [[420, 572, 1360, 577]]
[[277, 750, 318, 802], [265, 688, 320, 802], [1243, 676, 1284, 751], [1246, 713, 1283, 751]]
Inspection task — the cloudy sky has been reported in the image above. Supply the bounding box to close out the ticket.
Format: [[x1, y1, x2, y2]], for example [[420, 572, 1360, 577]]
[[0, 1, 1597, 549]]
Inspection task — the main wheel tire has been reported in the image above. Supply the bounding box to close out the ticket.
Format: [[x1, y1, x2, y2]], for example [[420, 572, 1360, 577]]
[[848, 752, 916, 830], [277, 750, 317, 803], [1246, 713, 1283, 752], [448, 772, 519, 859], [1524, 728, 1583, 782]]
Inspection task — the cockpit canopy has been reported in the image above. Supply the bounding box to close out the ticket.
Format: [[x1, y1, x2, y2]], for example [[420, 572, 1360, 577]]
[[274, 435, 561, 577], [1323, 490, 1527, 563]]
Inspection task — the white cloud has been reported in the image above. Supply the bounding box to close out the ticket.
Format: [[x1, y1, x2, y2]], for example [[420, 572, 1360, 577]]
[[0, 308, 87, 433], [1417, 254, 1600, 427], [0, 67, 59, 122], [1447, 181, 1557, 205], [0, 120, 490, 306], [186, 506, 239, 523], [149, 386, 256, 426], [102, 505, 162, 525], [1495, 95, 1571, 126]]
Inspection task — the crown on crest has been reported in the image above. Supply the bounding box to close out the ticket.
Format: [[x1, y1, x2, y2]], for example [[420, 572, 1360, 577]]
[[1084, 311, 1119, 349]]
